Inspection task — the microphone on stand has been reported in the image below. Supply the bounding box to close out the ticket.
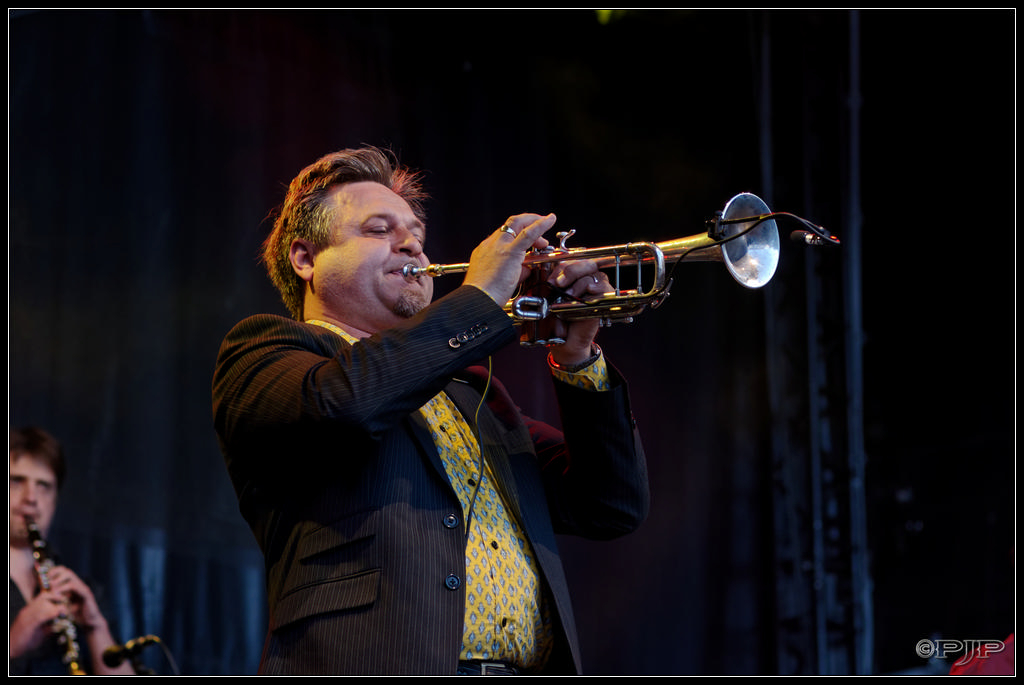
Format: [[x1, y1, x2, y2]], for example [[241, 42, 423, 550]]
[[102, 634, 161, 668]]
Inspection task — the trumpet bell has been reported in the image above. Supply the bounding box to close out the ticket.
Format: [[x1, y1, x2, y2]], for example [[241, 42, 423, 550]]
[[719, 192, 780, 289]]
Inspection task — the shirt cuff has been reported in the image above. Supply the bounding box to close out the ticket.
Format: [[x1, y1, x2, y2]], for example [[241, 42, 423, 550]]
[[548, 344, 610, 391]]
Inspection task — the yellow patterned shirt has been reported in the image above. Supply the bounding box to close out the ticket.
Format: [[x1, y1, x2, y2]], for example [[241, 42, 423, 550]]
[[307, 319, 608, 670]]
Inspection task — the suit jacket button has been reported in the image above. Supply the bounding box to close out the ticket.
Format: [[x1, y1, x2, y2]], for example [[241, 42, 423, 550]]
[[445, 574, 461, 591], [443, 513, 460, 528]]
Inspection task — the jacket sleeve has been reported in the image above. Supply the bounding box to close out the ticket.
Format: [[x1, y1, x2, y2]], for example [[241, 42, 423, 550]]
[[482, 365, 650, 541], [213, 286, 516, 441], [544, 364, 650, 539]]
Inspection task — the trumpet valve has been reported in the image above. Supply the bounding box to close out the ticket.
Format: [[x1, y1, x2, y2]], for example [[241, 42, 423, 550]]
[[556, 229, 576, 250]]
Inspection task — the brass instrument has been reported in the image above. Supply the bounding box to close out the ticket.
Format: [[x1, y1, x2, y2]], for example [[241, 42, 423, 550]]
[[26, 518, 87, 675], [404, 193, 804, 346]]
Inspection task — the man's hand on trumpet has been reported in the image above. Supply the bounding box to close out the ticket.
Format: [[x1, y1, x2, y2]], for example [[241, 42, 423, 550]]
[[542, 259, 613, 367], [462, 211, 612, 366], [463, 212, 555, 307]]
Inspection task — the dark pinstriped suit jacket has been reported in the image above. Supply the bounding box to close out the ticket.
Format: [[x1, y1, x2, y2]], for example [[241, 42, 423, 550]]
[[212, 285, 649, 675]]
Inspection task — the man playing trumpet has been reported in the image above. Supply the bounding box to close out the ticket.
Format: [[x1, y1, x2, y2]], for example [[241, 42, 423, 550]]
[[212, 146, 650, 675]]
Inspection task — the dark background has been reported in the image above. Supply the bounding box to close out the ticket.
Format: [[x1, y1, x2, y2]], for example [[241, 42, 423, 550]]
[[9, 9, 1014, 676]]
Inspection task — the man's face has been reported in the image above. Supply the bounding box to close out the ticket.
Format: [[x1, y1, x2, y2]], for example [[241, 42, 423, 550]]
[[302, 181, 433, 334], [9, 454, 58, 545]]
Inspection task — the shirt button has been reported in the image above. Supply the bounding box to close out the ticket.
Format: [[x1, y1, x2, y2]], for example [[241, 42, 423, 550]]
[[445, 574, 461, 591], [443, 513, 460, 529]]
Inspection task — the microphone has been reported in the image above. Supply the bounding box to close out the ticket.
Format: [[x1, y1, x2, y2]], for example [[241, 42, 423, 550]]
[[790, 229, 839, 247], [102, 635, 161, 668]]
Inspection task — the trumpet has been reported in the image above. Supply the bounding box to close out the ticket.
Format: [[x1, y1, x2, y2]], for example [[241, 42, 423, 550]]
[[404, 193, 831, 346]]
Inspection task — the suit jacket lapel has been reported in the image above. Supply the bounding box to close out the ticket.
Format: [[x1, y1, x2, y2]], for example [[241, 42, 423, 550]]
[[443, 378, 540, 538], [407, 407, 448, 486], [403, 381, 502, 505]]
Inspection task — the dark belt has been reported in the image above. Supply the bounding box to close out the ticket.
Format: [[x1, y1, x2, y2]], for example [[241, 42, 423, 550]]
[[457, 660, 520, 675]]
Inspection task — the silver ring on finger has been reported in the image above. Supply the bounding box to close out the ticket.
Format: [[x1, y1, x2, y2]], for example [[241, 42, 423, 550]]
[[498, 223, 516, 237]]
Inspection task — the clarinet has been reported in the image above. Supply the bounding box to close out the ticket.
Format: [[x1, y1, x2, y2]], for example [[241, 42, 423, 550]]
[[25, 518, 87, 675]]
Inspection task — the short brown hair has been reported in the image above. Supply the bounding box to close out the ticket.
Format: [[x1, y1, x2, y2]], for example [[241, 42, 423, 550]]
[[10, 426, 67, 491], [261, 147, 429, 320]]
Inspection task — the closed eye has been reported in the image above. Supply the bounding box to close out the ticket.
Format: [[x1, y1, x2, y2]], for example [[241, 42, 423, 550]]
[[362, 223, 425, 248]]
